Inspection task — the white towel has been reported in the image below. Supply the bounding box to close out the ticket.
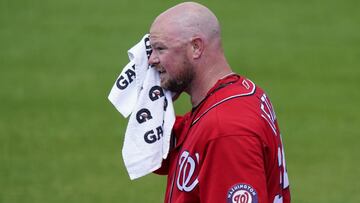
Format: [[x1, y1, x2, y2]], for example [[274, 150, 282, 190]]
[[108, 34, 175, 180]]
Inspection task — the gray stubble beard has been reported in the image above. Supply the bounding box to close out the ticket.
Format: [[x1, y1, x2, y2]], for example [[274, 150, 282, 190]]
[[163, 63, 194, 94]]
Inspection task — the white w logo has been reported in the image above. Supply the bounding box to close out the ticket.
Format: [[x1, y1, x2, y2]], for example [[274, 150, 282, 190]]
[[176, 151, 199, 192]]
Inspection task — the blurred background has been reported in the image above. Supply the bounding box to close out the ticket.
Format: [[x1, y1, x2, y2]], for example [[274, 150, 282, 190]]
[[1, 0, 359, 202]]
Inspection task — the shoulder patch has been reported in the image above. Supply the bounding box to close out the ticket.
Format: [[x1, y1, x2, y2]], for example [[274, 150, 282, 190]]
[[227, 183, 258, 203]]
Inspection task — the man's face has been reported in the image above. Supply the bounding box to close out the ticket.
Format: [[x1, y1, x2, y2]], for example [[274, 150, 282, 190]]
[[149, 24, 194, 93]]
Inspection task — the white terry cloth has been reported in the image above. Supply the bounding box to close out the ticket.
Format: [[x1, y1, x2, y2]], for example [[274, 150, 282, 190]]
[[108, 34, 175, 180]]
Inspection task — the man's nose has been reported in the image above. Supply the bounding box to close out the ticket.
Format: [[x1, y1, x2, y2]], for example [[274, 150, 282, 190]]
[[148, 51, 159, 66]]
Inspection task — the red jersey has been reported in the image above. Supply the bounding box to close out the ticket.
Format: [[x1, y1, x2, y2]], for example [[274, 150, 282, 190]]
[[156, 74, 290, 203]]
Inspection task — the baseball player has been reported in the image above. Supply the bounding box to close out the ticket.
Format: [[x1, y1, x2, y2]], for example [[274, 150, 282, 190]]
[[149, 2, 291, 203]]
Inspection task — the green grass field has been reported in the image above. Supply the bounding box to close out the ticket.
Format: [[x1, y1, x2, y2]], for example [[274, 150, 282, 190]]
[[1, 0, 359, 202]]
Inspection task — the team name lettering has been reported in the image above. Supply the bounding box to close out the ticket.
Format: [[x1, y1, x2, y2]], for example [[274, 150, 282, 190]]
[[116, 64, 136, 90], [228, 185, 257, 198]]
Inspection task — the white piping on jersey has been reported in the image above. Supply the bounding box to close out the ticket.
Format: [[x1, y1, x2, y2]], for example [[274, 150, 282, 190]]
[[219, 72, 236, 80], [191, 79, 256, 126]]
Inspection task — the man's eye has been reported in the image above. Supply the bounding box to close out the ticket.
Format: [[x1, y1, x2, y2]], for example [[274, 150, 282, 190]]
[[156, 47, 165, 51]]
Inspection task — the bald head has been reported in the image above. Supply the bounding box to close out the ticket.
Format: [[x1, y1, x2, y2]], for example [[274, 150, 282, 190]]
[[150, 2, 222, 45], [148, 2, 232, 106]]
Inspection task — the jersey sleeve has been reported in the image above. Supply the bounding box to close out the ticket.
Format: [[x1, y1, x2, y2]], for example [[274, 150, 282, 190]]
[[198, 134, 268, 203], [154, 115, 186, 175]]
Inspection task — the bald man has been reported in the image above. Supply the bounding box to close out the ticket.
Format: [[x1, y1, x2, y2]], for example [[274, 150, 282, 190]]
[[149, 2, 290, 203]]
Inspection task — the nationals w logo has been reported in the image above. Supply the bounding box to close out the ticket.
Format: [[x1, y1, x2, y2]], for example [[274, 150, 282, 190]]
[[176, 151, 199, 192], [227, 184, 258, 203]]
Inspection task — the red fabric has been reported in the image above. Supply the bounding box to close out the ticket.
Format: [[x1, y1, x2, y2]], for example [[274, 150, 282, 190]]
[[158, 74, 290, 203]]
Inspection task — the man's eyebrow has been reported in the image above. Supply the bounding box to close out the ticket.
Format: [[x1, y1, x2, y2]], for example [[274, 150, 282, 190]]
[[151, 42, 167, 47]]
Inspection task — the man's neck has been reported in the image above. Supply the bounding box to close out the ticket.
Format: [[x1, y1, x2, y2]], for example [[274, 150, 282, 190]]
[[188, 69, 233, 107]]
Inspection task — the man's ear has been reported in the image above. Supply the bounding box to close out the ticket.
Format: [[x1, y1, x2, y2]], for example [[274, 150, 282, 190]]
[[191, 37, 204, 59]]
